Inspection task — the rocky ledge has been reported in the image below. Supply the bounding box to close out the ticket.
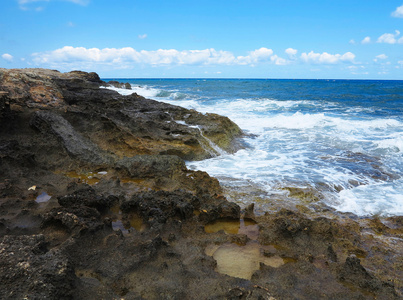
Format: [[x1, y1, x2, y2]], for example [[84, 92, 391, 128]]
[[0, 68, 402, 299]]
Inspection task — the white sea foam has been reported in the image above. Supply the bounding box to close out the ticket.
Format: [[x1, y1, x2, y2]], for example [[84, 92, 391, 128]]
[[110, 82, 403, 216], [335, 182, 403, 216], [103, 85, 159, 98]]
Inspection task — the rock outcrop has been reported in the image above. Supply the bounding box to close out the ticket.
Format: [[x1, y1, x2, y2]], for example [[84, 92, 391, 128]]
[[0, 68, 401, 299]]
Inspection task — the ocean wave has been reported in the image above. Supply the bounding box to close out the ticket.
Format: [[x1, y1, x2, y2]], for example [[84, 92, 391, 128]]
[[104, 85, 190, 101], [334, 182, 403, 216], [110, 80, 403, 216]]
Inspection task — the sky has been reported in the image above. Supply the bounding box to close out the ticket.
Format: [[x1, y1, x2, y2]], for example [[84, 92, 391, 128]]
[[0, 0, 403, 79]]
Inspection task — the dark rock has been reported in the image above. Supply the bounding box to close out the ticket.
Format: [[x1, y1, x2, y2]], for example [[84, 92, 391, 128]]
[[1, 68, 401, 299], [121, 190, 198, 223], [106, 81, 132, 90], [41, 206, 103, 234], [0, 234, 75, 300], [117, 154, 186, 179], [30, 110, 114, 166], [337, 255, 398, 298], [327, 244, 338, 262], [244, 202, 255, 220], [58, 186, 118, 212], [0, 91, 9, 121]]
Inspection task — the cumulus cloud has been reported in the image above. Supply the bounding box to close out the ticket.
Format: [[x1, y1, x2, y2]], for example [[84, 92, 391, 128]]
[[285, 48, 298, 59], [361, 36, 371, 44], [375, 54, 388, 60], [138, 34, 147, 39], [270, 55, 289, 65], [236, 47, 274, 65], [32, 46, 360, 70], [2, 53, 14, 62], [32, 46, 242, 67], [377, 30, 403, 44], [300, 51, 355, 64], [392, 5, 403, 18], [31, 46, 294, 70]]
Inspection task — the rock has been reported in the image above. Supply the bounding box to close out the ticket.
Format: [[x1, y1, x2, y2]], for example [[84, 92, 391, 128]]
[[58, 186, 118, 212], [244, 203, 255, 220], [0, 68, 104, 108], [106, 80, 132, 90], [0, 235, 76, 300], [0, 91, 9, 120], [117, 155, 186, 179], [1, 68, 401, 299], [337, 256, 398, 297], [121, 190, 198, 224], [41, 206, 103, 235], [30, 110, 114, 167]]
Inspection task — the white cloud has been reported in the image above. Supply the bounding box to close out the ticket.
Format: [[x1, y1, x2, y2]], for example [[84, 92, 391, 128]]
[[375, 54, 388, 60], [348, 65, 368, 75], [236, 47, 273, 65], [138, 34, 147, 39], [349, 39, 356, 45], [377, 30, 403, 44], [392, 5, 403, 18], [32, 46, 291, 69], [300, 51, 355, 64], [32, 46, 237, 67], [361, 36, 371, 44], [285, 48, 298, 59], [31, 46, 361, 70], [270, 55, 289, 65], [2, 53, 14, 62]]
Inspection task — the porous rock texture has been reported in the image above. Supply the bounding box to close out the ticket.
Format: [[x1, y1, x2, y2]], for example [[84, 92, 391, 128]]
[[0, 68, 402, 299]]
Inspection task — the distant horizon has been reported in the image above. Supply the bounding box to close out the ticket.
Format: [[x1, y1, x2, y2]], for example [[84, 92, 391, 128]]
[[1, 1, 403, 80], [102, 77, 403, 81]]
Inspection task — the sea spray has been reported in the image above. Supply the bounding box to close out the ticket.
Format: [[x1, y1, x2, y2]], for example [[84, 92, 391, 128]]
[[106, 79, 403, 216], [175, 120, 228, 157]]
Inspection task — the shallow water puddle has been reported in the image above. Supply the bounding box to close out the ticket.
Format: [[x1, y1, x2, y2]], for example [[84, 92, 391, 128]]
[[109, 205, 145, 235], [205, 242, 284, 280], [205, 218, 285, 280], [111, 215, 145, 235], [204, 218, 259, 239], [63, 171, 107, 185], [35, 191, 52, 203]]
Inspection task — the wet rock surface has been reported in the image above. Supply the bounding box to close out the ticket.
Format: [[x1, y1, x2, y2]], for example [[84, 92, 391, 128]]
[[0, 68, 402, 299]]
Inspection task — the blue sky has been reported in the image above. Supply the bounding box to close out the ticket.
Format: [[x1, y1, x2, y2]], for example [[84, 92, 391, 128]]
[[1, 0, 403, 79]]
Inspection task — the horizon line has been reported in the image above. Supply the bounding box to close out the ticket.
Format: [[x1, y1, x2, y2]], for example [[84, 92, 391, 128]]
[[101, 77, 403, 81]]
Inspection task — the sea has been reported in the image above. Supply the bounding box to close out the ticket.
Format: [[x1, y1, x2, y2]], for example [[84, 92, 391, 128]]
[[104, 79, 403, 217]]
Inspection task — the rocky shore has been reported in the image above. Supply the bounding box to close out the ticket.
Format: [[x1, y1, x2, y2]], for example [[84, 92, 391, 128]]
[[0, 68, 402, 299]]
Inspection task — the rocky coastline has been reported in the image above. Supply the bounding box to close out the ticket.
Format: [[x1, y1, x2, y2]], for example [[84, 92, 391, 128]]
[[0, 68, 402, 299]]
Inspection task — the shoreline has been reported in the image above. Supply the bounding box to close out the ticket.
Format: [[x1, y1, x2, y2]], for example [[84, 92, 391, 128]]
[[0, 68, 402, 299]]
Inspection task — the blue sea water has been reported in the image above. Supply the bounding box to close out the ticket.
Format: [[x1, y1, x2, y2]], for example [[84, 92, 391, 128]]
[[104, 79, 403, 216]]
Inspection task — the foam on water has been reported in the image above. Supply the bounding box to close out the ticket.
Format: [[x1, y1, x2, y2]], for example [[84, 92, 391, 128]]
[[107, 80, 403, 216]]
